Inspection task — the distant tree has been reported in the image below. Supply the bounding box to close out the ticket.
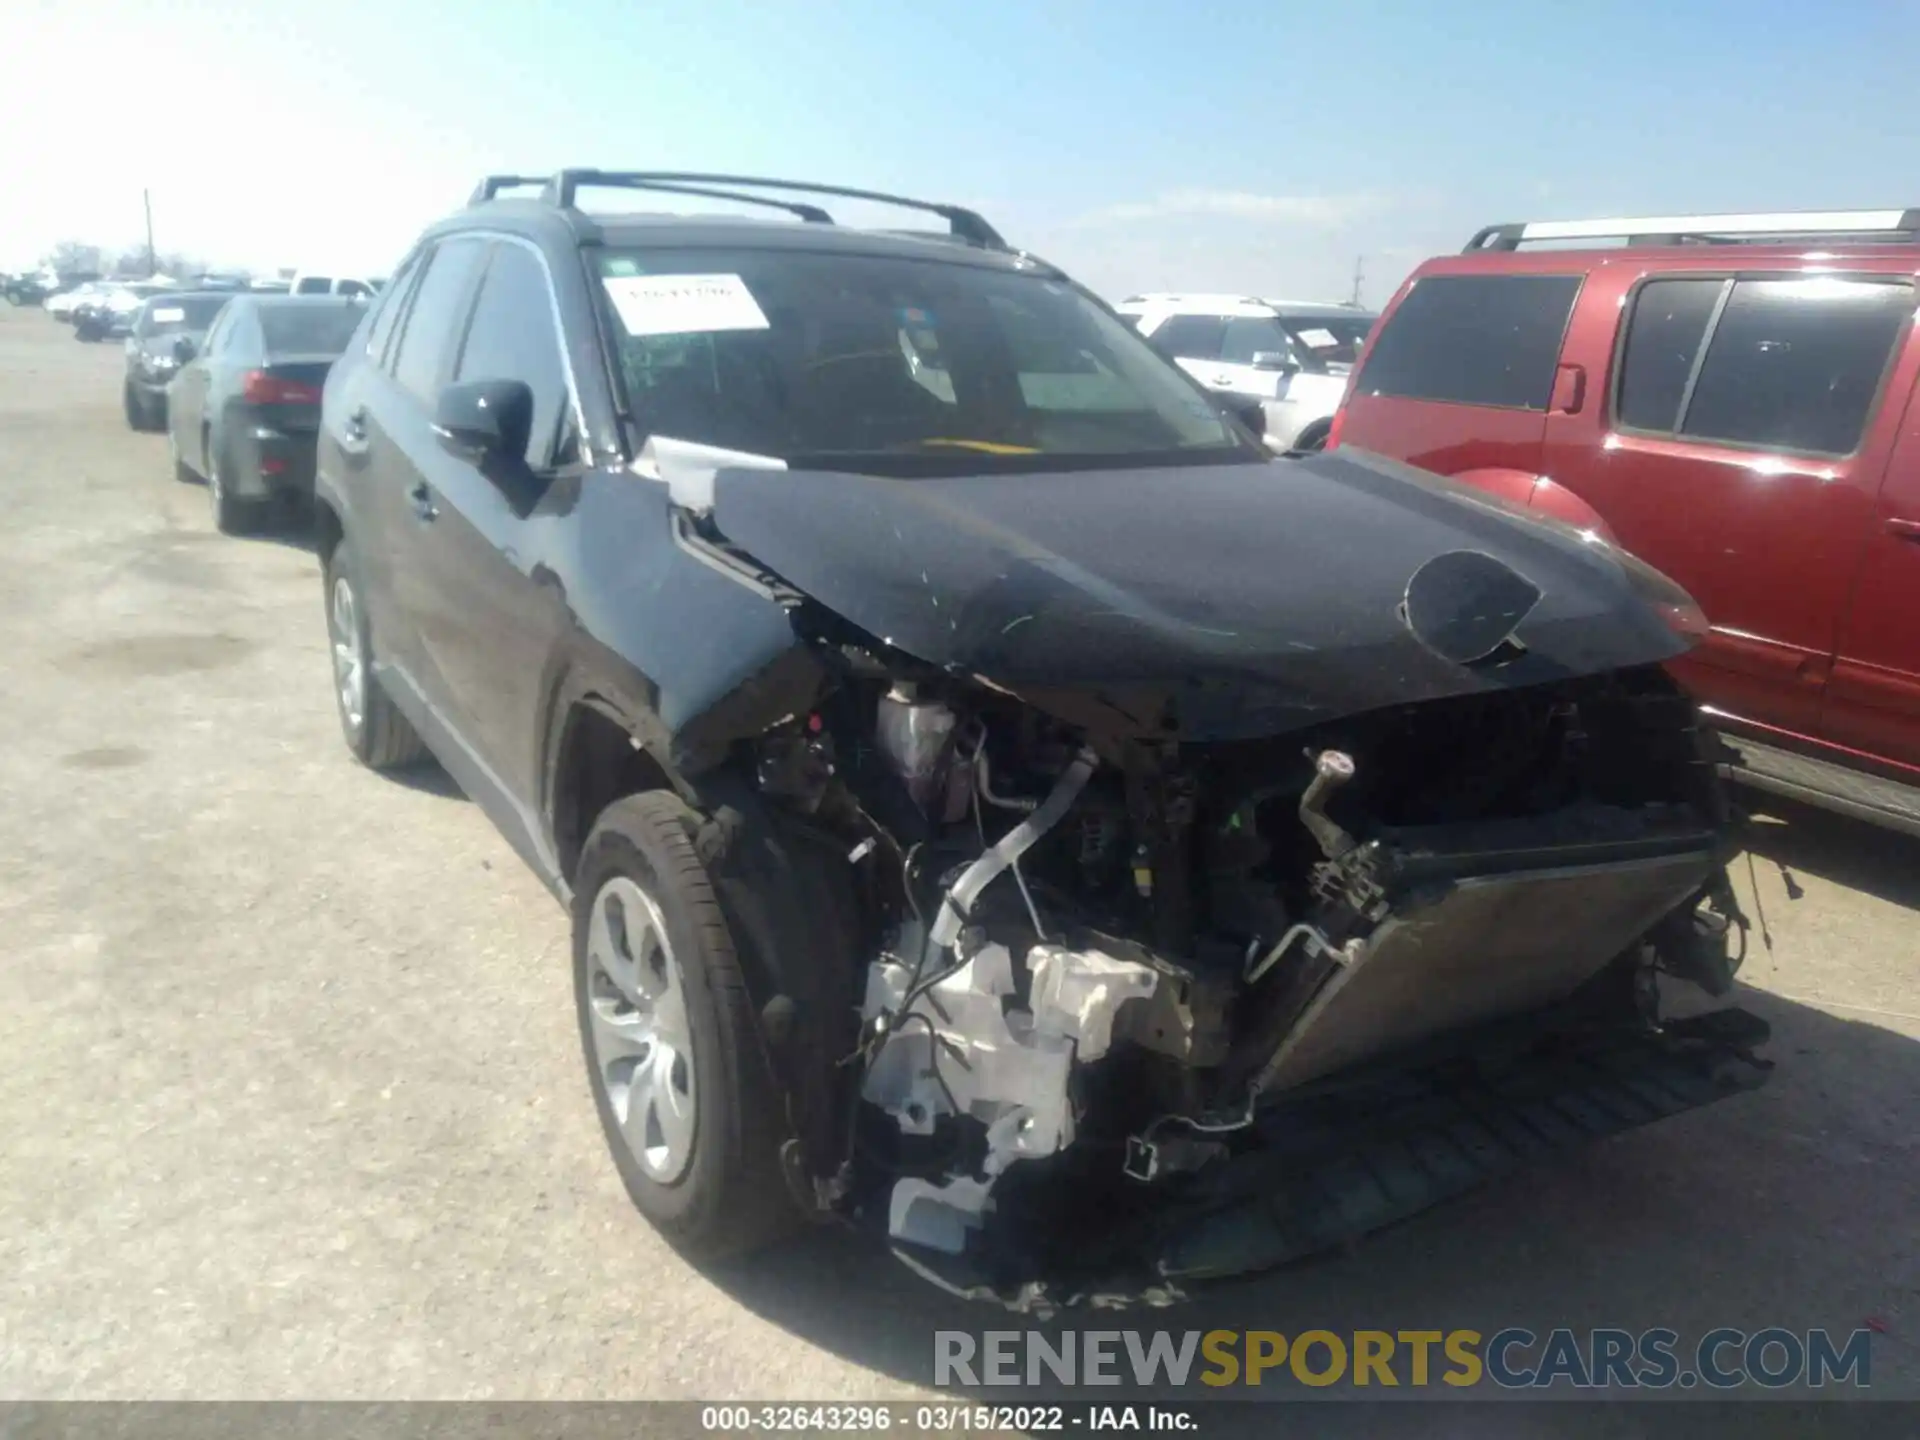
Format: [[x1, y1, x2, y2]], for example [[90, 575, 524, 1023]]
[[48, 240, 105, 277], [151, 250, 207, 279]]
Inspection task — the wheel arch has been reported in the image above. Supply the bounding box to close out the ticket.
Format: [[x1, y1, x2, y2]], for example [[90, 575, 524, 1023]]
[[551, 691, 867, 1189], [548, 693, 685, 888], [312, 495, 346, 566], [1291, 417, 1333, 452]]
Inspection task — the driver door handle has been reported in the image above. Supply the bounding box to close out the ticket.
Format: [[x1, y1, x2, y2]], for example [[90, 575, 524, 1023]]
[[408, 481, 439, 523], [338, 405, 371, 457]]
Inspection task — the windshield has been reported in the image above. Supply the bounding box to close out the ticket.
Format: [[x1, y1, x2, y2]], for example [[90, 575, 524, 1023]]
[[596, 248, 1248, 470], [1276, 313, 1376, 372], [259, 302, 364, 354], [136, 294, 229, 337]]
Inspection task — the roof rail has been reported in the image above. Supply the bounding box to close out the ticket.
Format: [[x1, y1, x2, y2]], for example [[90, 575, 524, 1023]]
[[535, 170, 1008, 249], [571, 176, 838, 224], [468, 175, 548, 205], [1466, 209, 1920, 252]]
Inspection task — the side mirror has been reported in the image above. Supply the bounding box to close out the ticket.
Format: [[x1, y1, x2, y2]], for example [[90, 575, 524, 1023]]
[[1250, 350, 1299, 375], [172, 336, 196, 362], [433, 378, 532, 464]]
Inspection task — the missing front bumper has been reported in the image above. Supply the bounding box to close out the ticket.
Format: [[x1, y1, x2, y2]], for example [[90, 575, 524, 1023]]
[[892, 1007, 1772, 1311]]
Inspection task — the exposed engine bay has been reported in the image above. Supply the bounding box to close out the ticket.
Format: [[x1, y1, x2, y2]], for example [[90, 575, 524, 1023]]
[[745, 646, 1768, 1309]]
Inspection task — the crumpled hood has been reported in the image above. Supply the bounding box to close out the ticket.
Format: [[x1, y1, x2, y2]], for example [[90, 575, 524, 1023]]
[[709, 448, 1699, 740]]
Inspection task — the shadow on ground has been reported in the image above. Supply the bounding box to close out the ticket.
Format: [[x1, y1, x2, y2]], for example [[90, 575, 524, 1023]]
[[701, 804, 1920, 1428], [245, 508, 320, 557], [388, 759, 467, 801], [1739, 790, 1920, 912]]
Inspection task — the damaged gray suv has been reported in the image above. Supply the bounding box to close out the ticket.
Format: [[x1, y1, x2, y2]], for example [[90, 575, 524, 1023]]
[[313, 170, 1770, 1310]]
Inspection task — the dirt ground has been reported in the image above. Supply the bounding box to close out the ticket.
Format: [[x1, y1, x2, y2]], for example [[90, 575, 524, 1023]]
[[0, 302, 1915, 1411]]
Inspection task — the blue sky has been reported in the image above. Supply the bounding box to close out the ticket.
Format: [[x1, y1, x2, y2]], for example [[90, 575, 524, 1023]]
[[5, 0, 1918, 302]]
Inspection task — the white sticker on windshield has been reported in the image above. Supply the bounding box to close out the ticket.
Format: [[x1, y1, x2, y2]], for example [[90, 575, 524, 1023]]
[[1296, 327, 1338, 348], [151, 306, 185, 323], [602, 274, 769, 337]]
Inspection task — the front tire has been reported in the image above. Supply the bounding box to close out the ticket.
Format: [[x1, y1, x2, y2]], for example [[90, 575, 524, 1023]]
[[1293, 420, 1332, 454], [168, 422, 196, 484], [123, 382, 153, 431], [322, 540, 427, 771], [574, 792, 799, 1260]]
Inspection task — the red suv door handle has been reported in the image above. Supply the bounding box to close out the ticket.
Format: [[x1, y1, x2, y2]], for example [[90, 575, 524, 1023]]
[[1885, 517, 1920, 542]]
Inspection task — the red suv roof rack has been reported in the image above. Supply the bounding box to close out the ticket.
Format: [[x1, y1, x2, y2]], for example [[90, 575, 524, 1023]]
[[1465, 209, 1920, 252]]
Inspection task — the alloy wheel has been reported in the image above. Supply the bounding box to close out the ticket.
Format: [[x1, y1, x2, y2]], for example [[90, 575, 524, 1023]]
[[584, 877, 698, 1184], [328, 575, 366, 733]]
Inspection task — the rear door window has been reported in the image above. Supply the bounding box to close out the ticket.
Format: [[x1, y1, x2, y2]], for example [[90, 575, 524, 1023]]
[[1356, 274, 1582, 410], [1276, 313, 1374, 372], [1148, 314, 1227, 361], [389, 239, 487, 404], [362, 250, 425, 366], [1679, 277, 1913, 456], [1219, 316, 1291, 365], [1615, 278, 1725, 432]]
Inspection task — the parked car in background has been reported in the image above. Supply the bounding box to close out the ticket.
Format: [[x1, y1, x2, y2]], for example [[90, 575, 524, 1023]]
[[74, 281, 174, 341], [47, 281, 110, 321], [122, 291, 232, 430], [3, 271, 54, 305], [303, 168, 1763, 1305], [166, 293, 369, 532], [1116, 294, 1376, 451], [288, 271, 383, 298], [1331, 208, 1920, 836]]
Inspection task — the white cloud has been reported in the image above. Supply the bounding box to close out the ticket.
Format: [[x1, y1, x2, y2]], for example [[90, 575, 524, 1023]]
[[1012, 189, 1452, 308], [1069, 189, 1396, 229]]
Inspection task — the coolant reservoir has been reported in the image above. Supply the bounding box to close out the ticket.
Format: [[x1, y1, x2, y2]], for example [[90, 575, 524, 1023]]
[[876, 683, 957, 815]]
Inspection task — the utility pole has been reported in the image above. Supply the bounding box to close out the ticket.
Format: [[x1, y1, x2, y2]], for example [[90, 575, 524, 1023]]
[[1349, 254, 1365, 308], [143, 189, 156, 278]]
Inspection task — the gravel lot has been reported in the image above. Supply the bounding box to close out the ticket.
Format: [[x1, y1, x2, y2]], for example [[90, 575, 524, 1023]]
[[1, 303, 1916, 1407]]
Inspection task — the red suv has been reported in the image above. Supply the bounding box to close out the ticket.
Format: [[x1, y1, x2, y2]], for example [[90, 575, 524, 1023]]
[[1333, 209, 1920, 835]]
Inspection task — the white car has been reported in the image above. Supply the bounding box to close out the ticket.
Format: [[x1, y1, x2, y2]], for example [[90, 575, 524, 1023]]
[[288, 271, 383, 297], [46, 282, 110, 320], [1114, 294, 1377, 452], [103, 283, 165, 319]]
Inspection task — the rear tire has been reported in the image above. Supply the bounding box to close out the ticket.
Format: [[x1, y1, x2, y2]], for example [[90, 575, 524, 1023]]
[[206, 431, 261, 535], [1293, 421, 1332, 453], [574, 792, 800, 1260], [322, 540, 428, 771]]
